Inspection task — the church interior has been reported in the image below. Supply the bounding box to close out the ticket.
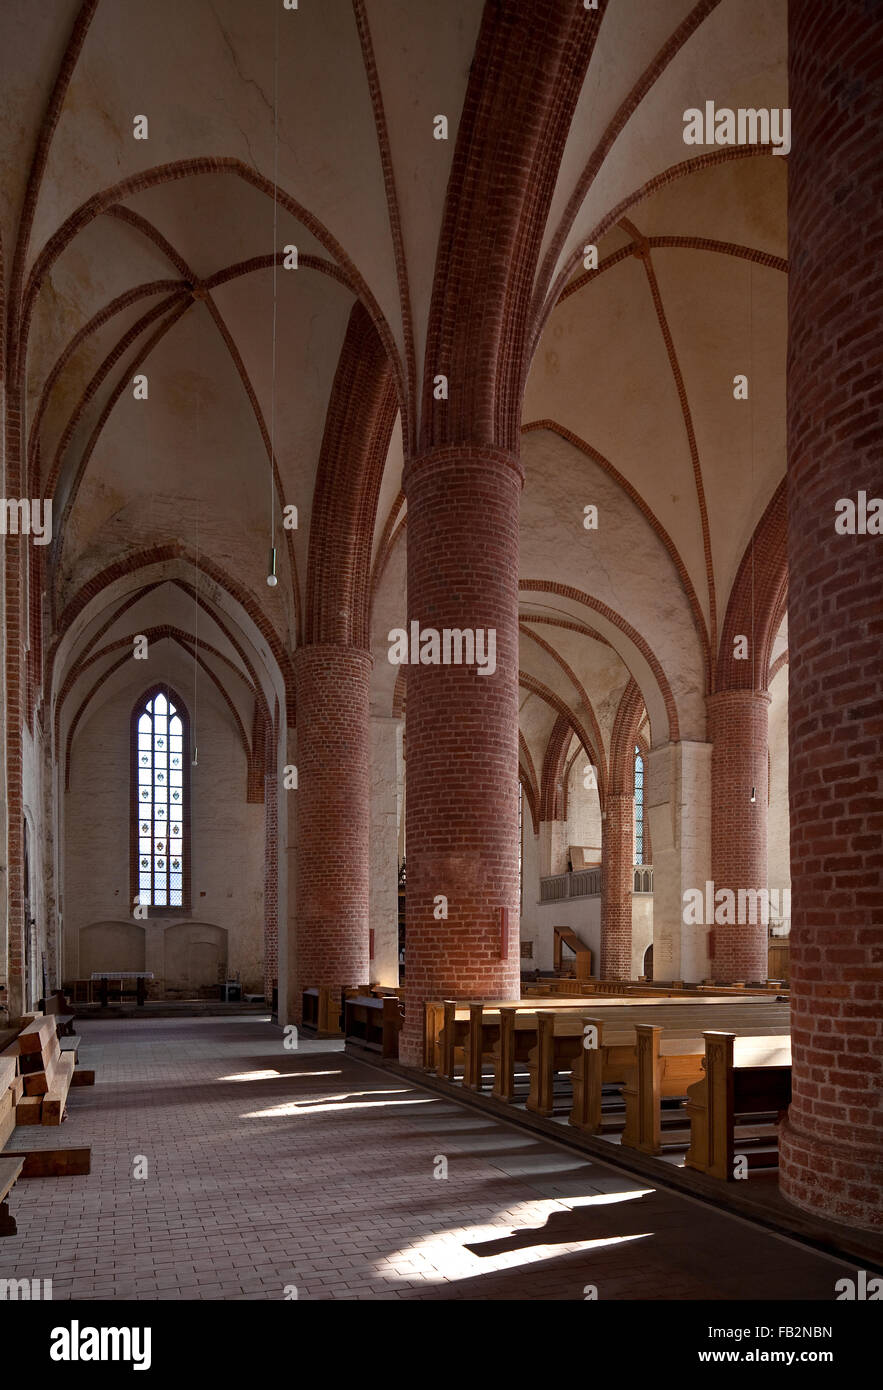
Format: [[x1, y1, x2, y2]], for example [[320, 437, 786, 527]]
[[0, 0, 881, 1323]]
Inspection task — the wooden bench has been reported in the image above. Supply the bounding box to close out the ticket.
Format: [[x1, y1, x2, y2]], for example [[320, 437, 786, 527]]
[[570, 1017, 649, 1132], [0, 1156, 24, 1236], [531, 1013, 726, 1121], [301, 986, 341, 1035], [619, 1026, 791, 1160], [494, 996, 787, 1109], [620, 1025, 706, 1153], [5, 1014, 77, 1126], [0, 1055, 19, 1150], [40, 991, 76, 1036], [344, 994, 404, 1058], [491, 1005, 615, 1102], [427, 997, 604, 1081], [0, 1023, 93, 1191], [685, 1031, 792, 1179]]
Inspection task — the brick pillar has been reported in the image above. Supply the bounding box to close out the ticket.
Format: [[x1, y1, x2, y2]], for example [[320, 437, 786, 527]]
[[707, 690, 770, 983], [263, 771, 278, 1009], [601, 794, 634, 980], [280, 724, 299, 1028], [369, 712, 401, 987], [779, 0, 883, 1230], [293, 645, 371, 1025], [645, 740, 713, 983], [538, 818, 567, 876], [400, 446, 522, 1065]]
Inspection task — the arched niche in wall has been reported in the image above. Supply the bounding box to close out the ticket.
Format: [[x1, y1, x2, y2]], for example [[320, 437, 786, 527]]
[[163, 922, 228, 994], [79, 921, 147, 976]]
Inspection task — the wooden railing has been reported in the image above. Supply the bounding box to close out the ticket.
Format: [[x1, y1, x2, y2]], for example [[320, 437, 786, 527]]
[[539, 865, 653, 902]]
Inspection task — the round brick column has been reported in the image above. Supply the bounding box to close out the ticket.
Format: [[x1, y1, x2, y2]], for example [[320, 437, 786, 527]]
[[293, 645, 372, 1023], [780, 0, 883, 1230], [601, 794, 634, 980], [707, 690, 770, 983], [400, 446, 522, 1065], [263, 769, 279, 1009]]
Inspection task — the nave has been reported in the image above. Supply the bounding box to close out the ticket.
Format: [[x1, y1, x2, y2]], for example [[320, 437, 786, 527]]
[[2, 1016, 860, 1302]]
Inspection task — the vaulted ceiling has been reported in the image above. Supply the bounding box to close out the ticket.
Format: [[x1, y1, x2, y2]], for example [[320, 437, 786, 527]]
[[1, 0, 789, 785]]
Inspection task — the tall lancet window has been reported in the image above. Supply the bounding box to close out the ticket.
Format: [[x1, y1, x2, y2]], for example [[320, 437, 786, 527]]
[[131, 688, 191, 911], [634, 745, 645, 865]]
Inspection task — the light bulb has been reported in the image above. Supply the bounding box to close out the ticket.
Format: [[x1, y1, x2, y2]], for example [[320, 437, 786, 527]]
[[266, 573, 278, 587]]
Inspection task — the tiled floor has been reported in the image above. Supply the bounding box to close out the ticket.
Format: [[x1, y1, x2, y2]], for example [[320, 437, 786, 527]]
[[2, 1016, 859, 1300]]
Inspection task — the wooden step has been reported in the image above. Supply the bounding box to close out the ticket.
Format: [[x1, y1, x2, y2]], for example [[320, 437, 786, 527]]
[[17, 1015, 57, 1057], [15, 1095, 43, 1125]]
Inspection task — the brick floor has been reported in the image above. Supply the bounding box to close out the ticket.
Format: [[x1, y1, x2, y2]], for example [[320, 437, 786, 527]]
[[0, 1016, 859, 1300]]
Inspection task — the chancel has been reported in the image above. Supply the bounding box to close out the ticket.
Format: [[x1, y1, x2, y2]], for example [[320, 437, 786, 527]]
[[0, 0, 879, 1318]]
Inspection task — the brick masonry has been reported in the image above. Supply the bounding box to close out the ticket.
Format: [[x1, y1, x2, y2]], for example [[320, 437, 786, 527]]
[[293, 645, 372, 1020], [707, 690, 770, 983], [601, 679, 645, 979], [400, 447, 523, 1063], [780, 0, 883, 1230], [601, 794, 635, 980]]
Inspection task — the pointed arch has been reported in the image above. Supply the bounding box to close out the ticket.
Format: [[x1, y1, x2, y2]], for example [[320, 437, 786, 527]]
[[130, 684, 192, 915], [717, 478, 787, 691]]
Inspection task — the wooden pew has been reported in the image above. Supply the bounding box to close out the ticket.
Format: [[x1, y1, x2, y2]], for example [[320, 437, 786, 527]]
[[429, 997, 606, 1083], [532, 1014, 714, 1122], [494, 996, 788, 1109], [496, 1004, 617, 1103], [301, 986, 342, 1036], [527, 1012, 591, 1115], [464, 1000, 598, 1090], [620, 1025, 706, 1153], [685, 1031, 792, 1179], [304, 983, 401, 1038], [344, 994, 404, 1058], [620, 1027, 791, 1160], [569, 1018, 642, 1132], [461, 1006, 600, 1089]]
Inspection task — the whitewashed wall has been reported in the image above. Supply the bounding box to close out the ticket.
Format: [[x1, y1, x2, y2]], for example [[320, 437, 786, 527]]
[[63, 671, 266, 994]]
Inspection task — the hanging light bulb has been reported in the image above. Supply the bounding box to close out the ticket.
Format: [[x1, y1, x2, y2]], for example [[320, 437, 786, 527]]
[[750, 786, 756, 804], [192, 745, 198, 767], [267, 546, 278, 587]]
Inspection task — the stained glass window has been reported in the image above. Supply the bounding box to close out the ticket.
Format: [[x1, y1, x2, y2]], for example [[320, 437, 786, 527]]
[[634, 745, 645, 866], [133, 690, 188, 908]]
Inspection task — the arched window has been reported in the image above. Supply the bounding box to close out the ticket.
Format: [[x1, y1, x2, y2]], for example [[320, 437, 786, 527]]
[[131, 687, 191, 911], [634, 745, 645, 865]]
